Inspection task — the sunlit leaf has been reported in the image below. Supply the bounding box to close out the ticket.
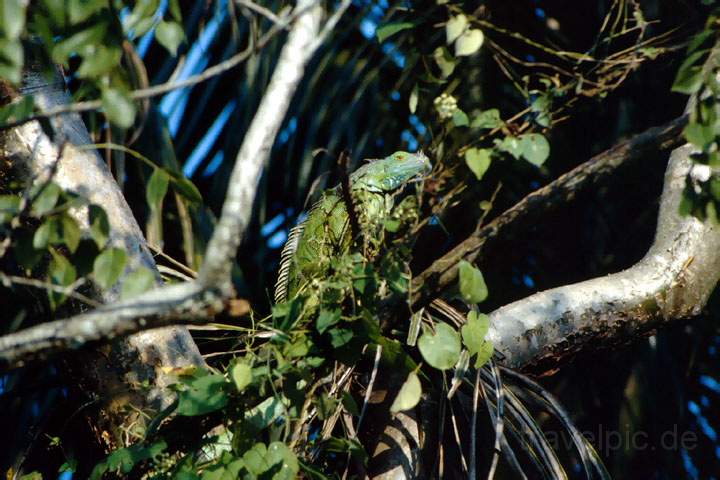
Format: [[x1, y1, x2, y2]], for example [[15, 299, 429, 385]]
[[433, 46, 456, 78], [230, 361, 252, 392], [147, 169, 170, 211], [418, 322, 461, 370], [101, 88, 136, 129], [390, 371, 422, 413], [461, 311, 493, 367], [445, 14, 468, 44], [156, 20, 184, 56], [465, 148, 492, 180], [455, 28, 484, 56], [458, 260, 488, 303], [409, 83, 418, 113], [519, 133, 550, 166]]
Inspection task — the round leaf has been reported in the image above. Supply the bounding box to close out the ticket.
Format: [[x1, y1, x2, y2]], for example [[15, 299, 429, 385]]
[[390, 371, 422, 413], [418, 323, 461, 370], [519, 133, 550, 166], [455, 28, 484, 57], [458, 260, 488, 304]]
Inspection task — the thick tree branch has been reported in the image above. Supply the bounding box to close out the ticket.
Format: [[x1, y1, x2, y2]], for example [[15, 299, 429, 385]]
[[411, 115, 688, 308], [198, 0, 324, 289], [488, 143, 720, 370], [0, 0, 343, 372], [0, 283, 214, 369]]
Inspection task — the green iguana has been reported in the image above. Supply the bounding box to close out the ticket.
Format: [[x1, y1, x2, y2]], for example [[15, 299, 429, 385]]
[[274, 151, 432, 303]]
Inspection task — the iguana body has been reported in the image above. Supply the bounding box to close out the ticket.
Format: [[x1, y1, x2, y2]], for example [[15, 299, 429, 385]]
[[275, 151, 431, 303]]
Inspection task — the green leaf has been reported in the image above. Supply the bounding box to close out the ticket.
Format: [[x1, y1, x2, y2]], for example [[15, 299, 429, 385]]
[[59, 214, 81, 252], [0, 194, 20, 223], [265, 442, 299, 479], [52, 22, 108, 64], [156, 20, 184, 56], [461, 311, 493, 367], [474, 339, 494, 368], [77, 45, 122, 78], [495, 136, 523, 159], [14, 230, 45, 270], [418, 323, 461, 370], [329, 327, 353, 348], [101, 88, 136, 129], [455, 28, 484, 56], [445, 15, 468, 44], [684, 122, 715, 149], [464, 148, 492, 180], [171, 176, 203, 203], [376, 21, 414, 43], [88, 204, 109, 248], [0, 0, 26, 40], [120, 267, 156, 299], [146, 169, 170, 210], [0, 94, 33, 125], [452, 109, 469, 127], [471, 109, 502, 129], [317, 308, 341, 334], [433, 46, 456, 78], [168, 0, 182, 21], [518, 133, 550, 166], [390, 371, 422, 413], [230, 361, 252, 392], [93, 247, 127, 290], [32, 183, 61, 217], [672, 49, 709, 95], [68, 0, 106, 24], [33, 219, 52, 249], [48, 252, 76, 309], [177, 372, 229, 416], [409, 83, 418, 114], [458, 260, 488, 303], [0, 39, 23, 84], [245, 396, 286, 430]]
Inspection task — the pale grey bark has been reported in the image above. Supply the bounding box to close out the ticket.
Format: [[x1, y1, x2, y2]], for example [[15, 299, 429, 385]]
[[198, 0, 324, 289], [3, 63, 205, 389], [488, 143, 720, 369]]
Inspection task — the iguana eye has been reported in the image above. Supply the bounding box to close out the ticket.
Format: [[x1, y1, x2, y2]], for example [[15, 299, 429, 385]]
[[396, 153, 405, 160]]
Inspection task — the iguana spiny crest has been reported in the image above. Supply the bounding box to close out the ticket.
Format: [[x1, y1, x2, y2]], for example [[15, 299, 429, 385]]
[[274, 151, 432, 303]]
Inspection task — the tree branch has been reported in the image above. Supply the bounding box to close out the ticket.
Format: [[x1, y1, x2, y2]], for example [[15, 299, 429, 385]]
[[198, 0, 324, 289], [488, 142, 720, 370], [411, 115, 688, 308]]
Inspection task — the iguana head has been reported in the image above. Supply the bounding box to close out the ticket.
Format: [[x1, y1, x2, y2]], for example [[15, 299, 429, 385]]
[[350, 151, 432, 193]]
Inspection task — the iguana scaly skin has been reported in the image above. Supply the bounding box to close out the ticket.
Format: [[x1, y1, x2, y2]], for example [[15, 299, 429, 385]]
[[275, 151, 431, 303]]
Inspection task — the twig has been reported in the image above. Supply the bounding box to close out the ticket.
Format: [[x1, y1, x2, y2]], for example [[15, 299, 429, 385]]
[[355, 344, 381, 436], [411, 114, 688, 307], [236, 0, 288, 27], [2, 5, 309, 132], [0, 274, 100, 308]]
